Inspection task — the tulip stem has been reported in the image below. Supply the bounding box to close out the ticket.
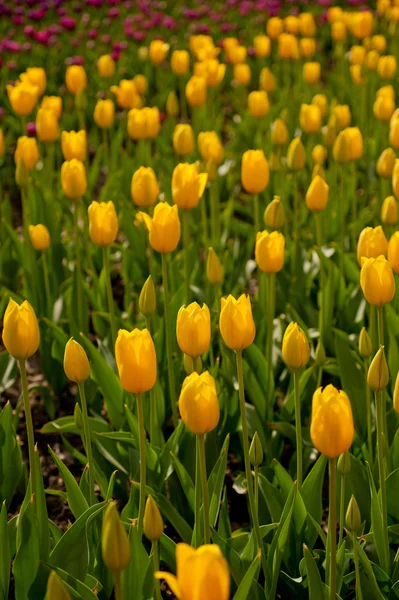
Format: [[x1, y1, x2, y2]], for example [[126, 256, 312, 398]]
[[266, 273, 275, 419], [198, 434, 210, 544], [136, 392, 146, 536], [210, 181, 221, 250], [73, 204, 85, 335], [151, 541, 162, 600], [102, 128, 109, 173], [254, 193, 260, 234], [339, 165, 345, 283], [113, 571, 123, 600], [146, 316, 157, 445], [161, 254, 178, 428], [353, 535, 363, 600], [254, 465, 259, 516], [194, 435, 202, 547], [78, 381, 95, 506], [364, 358, 373, 466], [102, 246, 117, 351], [376, 389, 390, 573], [42, 251, 51, 318], [182, 209, 190, 305], [179, 76, 188, 121], [338, 471, 345, 547], [19, 360, 36, 502], [369, 305, 377, 354], [293, 369, 303, 492], [236, 350, 269, 587], [315, 212, 325, 346], [327, 458, 337, 600]]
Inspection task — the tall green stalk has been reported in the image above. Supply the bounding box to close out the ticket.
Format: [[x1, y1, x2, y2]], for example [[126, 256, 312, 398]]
[[194, 435, 202, 547], [136, 392, 146, 536], [182, 209, 190, 305], [338, 471, 345, 547], [254, 193, 260, 234], [102, 246, 117, 350], [198, 434, 210, 544], [315, 212, 325, 345], [353, 535, 363, 600], [266, 273, 275, 419], [19, 360, 36, 501], [151, 541, 162, 600], [146, 315, 157, 445], [78, 381, 95, 506], [293, 369, 303, 492], [42, 251, 51, 318], [376, 388, 390, 573], [73, 203, 85, 334], [364, 357, 373, 465], [161, 254, 178, 428], [328, 458, 337, 600]]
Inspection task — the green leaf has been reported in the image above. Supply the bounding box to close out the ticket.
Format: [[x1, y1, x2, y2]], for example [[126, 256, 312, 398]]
[[209, 434, 230, 527], [41, 563, 98, 600], [170, 452, 195, 513], [233, 550, 262, 600], [303, 545, 327, 600], [366, 462, 389, 572], [302, 454, 327, 547], [122, 523, 153, 600], [356, 544, 386, 600], [12, 496, 42, 600], [387, 468, 399, 520], [33, 447, 50, 561], [0, 402, 23, 506], [48, 446, 89, 520], [0, 502, 10, 600], [212, 527, 246, 586]]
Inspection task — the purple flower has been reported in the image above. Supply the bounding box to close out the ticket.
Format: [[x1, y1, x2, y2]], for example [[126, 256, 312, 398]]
[[2, 39, 21, 53], [67, 55, 85, 65], [26, 122, 37, 137], [88, 28, 98, 38], [86, 0, 102, 5], [163, 16, 175, 28], [60, 16, 77, 30], [24, 25, 36, 37], [132, 30, 145, 41], [108, 7, 119, 17], [110, 50, 120, 61], [6, 60, 18, 70]]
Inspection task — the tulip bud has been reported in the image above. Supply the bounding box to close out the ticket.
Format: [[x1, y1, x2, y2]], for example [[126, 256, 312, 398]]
[[173, 124, 195, 156], [64, 338, 90, 383], [198, 132, 224, 165], [359, 327, 373, 358], [346, 494, 361, 534], [183, 353, 195, 375], [74, 402, 83, 430], [306, 176, 329, 212], [312, 145, 328, 165], [111, 80, 140, 110], [2, 298, 40, 360], [207, 248, 223, 285], [282, 322, 310, 370], [149, 40, 169, 64], [139, 275, 156, 317], [271, 118, 289, 146], [255, 230, 285, 274], [179, 371, 220, 435], [357, 226, 388, 265], [102, 501, 131, 573], [66, 65, 87, 95], [29, 224, 50, 251], [134, 74, 148, 95], [260, 67, 276, 93], [131, 167, 159, 208], [248, 91, 270, 118], [36, 107, 59, 142], [300, 104, 322, 134], [139, 203, 181, 254], [337, 451, 351, 474], [14, 136, 39, 171], [171, 50, 190, 75], [61, 159, 87, 199], [234, 64, 251, 86], [94, 99, 115, 129], [186, 76, 207, 107], [220, 294, 256, 351], [388, 231, 399, 274], [144, 495, 164, 541], [46, 571, 72, 600], [287, 138, 305, 171], [381, 195, 398, 225], [377, 148, 396, 177], [172, 163, 208, 210], [393, 160, 399, 200], [177, 303, 211, 358], [97, 54, 115, 79], [315, 340, 326, 366], [368, 346, 389, 391], [241, 150, 269, 194], [264, 196, 285, 230], [88, 201, 118, 247], [166, 91, 179, 117], [393, 371, 399, 414], [333, 130, 350, 163], [310, 385, 354, 458], [390, 120, 399, 150], [249, 432, 263, 466], [360, 256, 395, 306]]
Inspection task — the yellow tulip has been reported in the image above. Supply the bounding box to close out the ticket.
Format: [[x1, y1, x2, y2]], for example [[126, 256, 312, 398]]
[[2, 298, 40, 360], [172, 163, 208, 210], [393, 159, 399, 199], [186, 76, 207, 107], [299, 104, 322, 134], [176, 303, 211, 358], [171, 50, 190, 75], [219, 294, 256, 351], [332, 21, 346, 42], [97, 54, 115, 78], [241, 150, 269, 194], [144, 496, 164, 541], [131, 166, 159, 207], [271, 119, 289, 146], [285, 15, 300, 34], [357, 226, 388, 264], [64, 338, 90, 383], [303, 62, 320, 85], [173, 124, 195, 156], [149, 40, 169, 64], [366, 50, 380, 71], [166, 91, 179, 117], [65, 65, 87, 95], [115, 328, 157, 393], [287, 137, 305, 170], [139, 202, 181, 253], [22, 67, 46, 95], [41, 95, 62, 120], [377, 147, 396, 177], [350, 45, 366, 65], [0, 129, 4, 157], [134, 74, 148, 95], [390, 120, 399, 149], [394, 371, 399, 414], [198, 131, 224, 164], [111, 80, 141, 109], [88, 201, 118, 246], [29, 224, 50, 251], [178, 371, 220, 435], [227, 45, 247, 65], [306, 175, 329, 212], [94, 99, 115, 129], [207, 247, 223, 286], [372, 34, 387, 53], [7, 80, 38, 116], [102, 501, 131, 573], [128, 107, 160, 140], [254, 35, 271, 58], [378, 55, 397, 79], [266, 16, 283, 39], [368, 346, 389, 392], [299, 38, 316, 59], [299, 12, 316, 36], [351, 10, 373, 39], [350, 64, 366, 85], [36, 108, 59, 142], [381, 196, 398, 225], [14, 136, 39, 170], [61, 159, 87, 199], [61, 130, 86, 162], [234, 64, 251, 86], [360, 255, 395, 306], [248, 91, 270, 118], [312, 94, 328, 117], [255, 230, 285, 274], [310, 385, 354, 458], [194, 60, 225, 87], [388, 231, 399, 274], [259, 67, 276, 93], [312, 145, 328, 165], [374, 95, 395, 120], [264, 196, 285, 230], [333, 104, 351, 130], [278, 33, 299, 60], [156, 543, 230, 600], [282, 322, 310, 370]]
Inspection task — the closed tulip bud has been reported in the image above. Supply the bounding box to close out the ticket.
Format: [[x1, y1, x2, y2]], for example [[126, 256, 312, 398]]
[[166, 91, 179, 117], [255, 230, 285, 274], [310, 385, 354, 458], [149, 40, 169, 64], [278, 33, 299, 60], [315, 340, 326, 366], [360, 255, 395, 306], [388, 231, 399, 274], [179, 371, 220, 435], [131, 167, 159, 208], [359, 327, 373, 358], [350, 64, 366, 85], [128, 107, 160, 140], [74, 402, 83, 429], [115, 328, 157, 393], [134, 74, 147, 95], [234, 64, 251, 86], [97, 54, 115, 78], [377, 85, 395, 102], [227, 45, 247, 65], [183, 354, 195, 375], [350, 45, 366, 66], [66, 65, 87, 95], [282, 322, 310, 370], [36, 108, 58, 142], [368, 346, 389, 391], [377, 148, 396, 177], [198, 131, 224, 165], [374, 95, 395, 121], [367, 50, 380, 71], [94, 99, 115, 129], [248, 91, 269, 118], [254, 35, 271, 58], [171, 50, 190, 75], [285, 15, 299, 33], [382, 196, 398, 225], [303, 62, 320, 85], [260, 67, 277, 93], [378, 55, 397, 79], [346, 495, 362, 534], [156, 543, 230, 600], [267, 16, 283, 39], [41, 95, 62, 120], [173, 124, 195, 156], [61, 159, 87, 199], [14, 136, 39, 171], [2, 298, 40, 360], [352, 10, 373, 39], [139, 275, 156, 317], [46, 571, 72, 600], [287, 137, 305, 170], [300, 104, 322, 134], [312, 145, 328, 165], [186, 76, 207, 107], [102, 501, 131, 573], [220, 294, 255, 351], [389, 120, 399, 153], [271, 118, 289, 146], [333, 105, 351, 130], [241, 150, 269, 194], [111, 80, 141, 110], [300, 38, 317, 59], [333, 130, 351, 163], [172, 163, 208, 210], [207, 247, 223, 285], [337, 451, 351, 474], [357, 226, 388, 264], [7, 81, 38, 116], [372, 34, 387, 53], [88, 201, 118, 246], [61, 130, 86, 162], [177, 303, 211, 358], [299, 12, 316, 36], [64, 338, 90, 383], [139, 202, 181, 253], [312, 93, 328, 115], [264, 196, 285, 230], [327, 7, 343, 22], [144, 496, 164, 541], [306, 176, 329, 212], [29, 224, 50, 251], [249, 432, 263, 466], [347, 127, 363, 160]]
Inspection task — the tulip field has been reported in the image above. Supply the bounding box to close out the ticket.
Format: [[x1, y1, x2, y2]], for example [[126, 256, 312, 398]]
[[4, 1, 399, 599]]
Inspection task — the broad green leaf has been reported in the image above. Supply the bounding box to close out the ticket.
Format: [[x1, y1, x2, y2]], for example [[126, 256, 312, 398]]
[[209, 434, 230, 526], [41, 563, 98, 600], [267, 484, 296, 598], [48, 446, 89, 519], [0, 402, 23, 506], [0, 502, 10, 600], [122, 523, 153, 600], [356, 544, 386, 600], [233, 551, 262, 600], [170, 452, 195, 512], [366, 462, 389, 573], [212, 527, 246, 586], [302, 454, 327, 547], [303, 545, 327, 600], [12, 497, 43, 600], [258, 472, 284, 523]]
